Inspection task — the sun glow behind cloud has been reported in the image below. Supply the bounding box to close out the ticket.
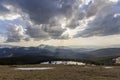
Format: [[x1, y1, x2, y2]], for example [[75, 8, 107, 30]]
[[109, 0, 119, 3], [2, 34, 120, 48]]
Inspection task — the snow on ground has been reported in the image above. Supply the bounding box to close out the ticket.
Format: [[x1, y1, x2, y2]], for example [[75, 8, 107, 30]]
[[41, 61, 86, 65], [103, 66, 113, 69], [15, 67, 55, 70]]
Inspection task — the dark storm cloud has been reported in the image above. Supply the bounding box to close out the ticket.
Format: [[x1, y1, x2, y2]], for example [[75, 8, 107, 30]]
[[8, 0, 78, 24], [75, 15, 120, 37], [15, 0, 61, 24], [26, 22, 66, 40], [26, 25, 49, 39], [12, 0, 79, 40], [0, 0, 10, 15], [86, 0, 112, 17], [0, 4, 9, 14]]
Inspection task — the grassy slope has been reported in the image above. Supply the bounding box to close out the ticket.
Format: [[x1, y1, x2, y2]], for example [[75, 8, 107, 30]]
[[0, 64, 120, 80]]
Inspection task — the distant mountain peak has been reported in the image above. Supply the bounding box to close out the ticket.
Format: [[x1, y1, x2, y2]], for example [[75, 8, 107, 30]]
[[0, 44, 19, 48], [38, 44, 47, 48]]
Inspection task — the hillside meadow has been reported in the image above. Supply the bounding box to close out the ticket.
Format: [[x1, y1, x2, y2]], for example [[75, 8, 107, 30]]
[[0, 64, 120, 80]]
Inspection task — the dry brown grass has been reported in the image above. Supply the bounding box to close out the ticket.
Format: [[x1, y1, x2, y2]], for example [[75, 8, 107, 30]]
[[0, 64, 120, 80]]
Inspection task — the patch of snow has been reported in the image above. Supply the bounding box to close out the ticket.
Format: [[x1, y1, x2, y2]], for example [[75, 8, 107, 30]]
[[41, 61, 86, 65], [104, 66, 113, 69], [52, 61, 67, 65], [6, 53, 13, 57], [15, 67, 55, 70], [24, 48, 29, 50], [41, 62, 50, 64], [66, 61, 86, 65]]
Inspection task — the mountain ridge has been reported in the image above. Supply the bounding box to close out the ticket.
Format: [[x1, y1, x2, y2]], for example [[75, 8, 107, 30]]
[[0, 45, 120, 65]]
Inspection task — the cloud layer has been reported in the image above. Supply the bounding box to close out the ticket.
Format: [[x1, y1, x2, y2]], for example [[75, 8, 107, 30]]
[[0, 0, 120, 42]]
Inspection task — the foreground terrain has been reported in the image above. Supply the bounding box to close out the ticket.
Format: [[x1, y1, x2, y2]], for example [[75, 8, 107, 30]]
[[0, 64, 120, 80]]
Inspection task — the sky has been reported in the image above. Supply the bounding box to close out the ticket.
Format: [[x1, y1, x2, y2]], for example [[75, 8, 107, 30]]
[[0, 0, 120, 47]]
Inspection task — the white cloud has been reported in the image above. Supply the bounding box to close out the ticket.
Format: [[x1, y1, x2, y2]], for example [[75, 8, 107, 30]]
[[0, 34, 6, 43], [81, 0, 93, 5], [0, 13, 21, 20], [6, 24, 29, 42], [0, 4, 21, 20], [109, 0, 119, 3], [114, 13, 120, 18]]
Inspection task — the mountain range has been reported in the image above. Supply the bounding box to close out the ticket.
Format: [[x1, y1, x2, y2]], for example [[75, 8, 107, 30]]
[[0, 44, 120, 65]]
